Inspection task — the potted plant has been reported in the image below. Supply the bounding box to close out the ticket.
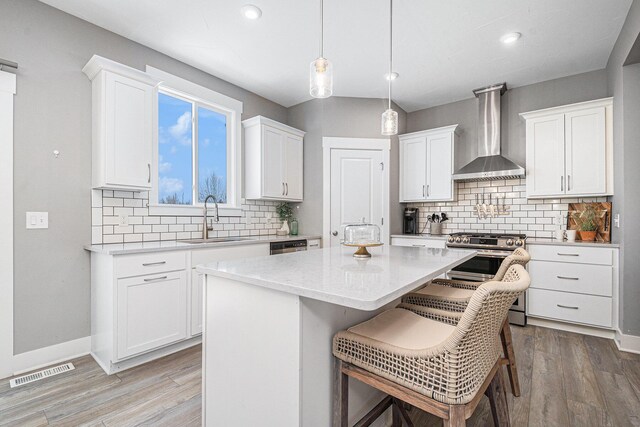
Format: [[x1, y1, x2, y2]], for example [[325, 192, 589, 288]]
[[276, 202, 293, 235], [576, 205, 598, 241]]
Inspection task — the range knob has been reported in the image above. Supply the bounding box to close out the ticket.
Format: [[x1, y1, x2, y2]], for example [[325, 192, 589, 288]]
[[455, 237, 462, 243], [448, 236, 454, 243], [515, 239, 524, 247], [462, 237, 470, 243], [506, 239, 514, 246]]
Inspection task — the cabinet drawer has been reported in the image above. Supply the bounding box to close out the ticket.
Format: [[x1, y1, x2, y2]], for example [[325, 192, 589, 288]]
[[115, 251, 187, 278], [307, 239, 321, 250], [529, 261, 613, 296], [391, 237, 446, 249], [528, 245, 613, 265], [527, 288, 612, 328]]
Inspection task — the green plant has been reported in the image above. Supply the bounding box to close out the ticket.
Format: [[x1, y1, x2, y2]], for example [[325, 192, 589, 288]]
[[276, 202, 293, 222], [577, 205, 598, 232]]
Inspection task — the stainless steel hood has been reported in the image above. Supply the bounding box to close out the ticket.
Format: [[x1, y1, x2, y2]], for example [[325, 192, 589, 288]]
[[452, 83, 525, 181]]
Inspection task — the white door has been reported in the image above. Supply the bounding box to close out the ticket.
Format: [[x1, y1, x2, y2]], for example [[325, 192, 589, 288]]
[[105, 72, 153, 188], [117, 271, 188, 359], [526, 114, 566, 197], [262, 126, 285, 198], [565, 107, 606, 195], [284, 133, 303, 200], [400, 136, 427, 201], [426, 132, 453, 200], [329, 149, 384, 247]]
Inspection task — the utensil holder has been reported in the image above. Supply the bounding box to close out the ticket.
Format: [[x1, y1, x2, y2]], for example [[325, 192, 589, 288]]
[[429, 222, 442, 235]]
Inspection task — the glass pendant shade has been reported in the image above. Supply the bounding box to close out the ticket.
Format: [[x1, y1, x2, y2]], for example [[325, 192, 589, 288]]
[[310, 57, 333, 98], [381, 108, 398, 135]]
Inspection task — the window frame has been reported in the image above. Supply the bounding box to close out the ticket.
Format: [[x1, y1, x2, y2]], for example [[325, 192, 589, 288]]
[[146, 66, 243, 217]]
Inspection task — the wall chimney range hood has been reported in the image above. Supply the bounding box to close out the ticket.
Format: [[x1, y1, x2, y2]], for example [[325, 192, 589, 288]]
[[452, 83, 525, 181]]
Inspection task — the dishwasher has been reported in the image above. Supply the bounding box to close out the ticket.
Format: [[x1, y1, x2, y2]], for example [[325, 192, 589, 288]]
[[270, 240, 307, 255]]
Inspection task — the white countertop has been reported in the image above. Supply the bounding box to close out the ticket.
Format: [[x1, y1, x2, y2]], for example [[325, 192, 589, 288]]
[[526, 237, 619, 248], [391, 234, 449, 240], [196, 245, 476, 311], [84, 234, 322, 255]]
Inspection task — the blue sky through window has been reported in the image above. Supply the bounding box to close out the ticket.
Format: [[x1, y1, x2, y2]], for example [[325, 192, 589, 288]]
[[158, 92, 227, 205]]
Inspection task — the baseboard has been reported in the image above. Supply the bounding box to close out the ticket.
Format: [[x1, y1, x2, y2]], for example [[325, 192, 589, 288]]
[[527, 317, 616, 339], [615, 330, 640, 354], [11, 336, 91, 376]]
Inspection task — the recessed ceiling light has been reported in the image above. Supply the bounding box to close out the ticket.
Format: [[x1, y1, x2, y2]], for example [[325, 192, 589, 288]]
[[385, 72, 399, 81], [501, 32, 521, 44], [241, 4, 262, 20]]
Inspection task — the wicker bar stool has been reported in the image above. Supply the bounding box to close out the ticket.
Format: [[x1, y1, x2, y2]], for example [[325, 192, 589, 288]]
[[400, 247, 530, 397], [333, 265, 530, 427]]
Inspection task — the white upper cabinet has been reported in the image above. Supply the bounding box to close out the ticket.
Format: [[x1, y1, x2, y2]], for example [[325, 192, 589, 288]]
[[83, 55, 159, 190], [399, 125, 458, 203], [244, 116, 305, 201], [521, 98, 613, 199]]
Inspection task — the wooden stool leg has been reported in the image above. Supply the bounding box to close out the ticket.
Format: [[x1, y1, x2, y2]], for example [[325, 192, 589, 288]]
[[443, 405, 466, 427], [333, 358, 349, 427], [486, 367, 510, 427], [500, 319, 521, 397]]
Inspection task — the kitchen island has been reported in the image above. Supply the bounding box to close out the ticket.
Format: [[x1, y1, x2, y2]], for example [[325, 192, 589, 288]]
[[197, 245, 476, 426]]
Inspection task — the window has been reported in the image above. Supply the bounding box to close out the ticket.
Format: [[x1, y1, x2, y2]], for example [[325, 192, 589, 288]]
[[147, 65, 243, 216], [157, 92, 228, 205]]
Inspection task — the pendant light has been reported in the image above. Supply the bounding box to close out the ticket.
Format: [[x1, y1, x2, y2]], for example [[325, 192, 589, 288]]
[[381, 0, 398, 135], [309, 0, 333, 98]]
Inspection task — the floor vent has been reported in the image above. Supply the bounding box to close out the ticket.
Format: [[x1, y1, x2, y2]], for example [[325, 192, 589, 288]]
[[9, 363, 75, 388]]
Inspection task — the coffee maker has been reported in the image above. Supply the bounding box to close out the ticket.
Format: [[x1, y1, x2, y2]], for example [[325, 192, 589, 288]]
[[403, 208, 418, 235]]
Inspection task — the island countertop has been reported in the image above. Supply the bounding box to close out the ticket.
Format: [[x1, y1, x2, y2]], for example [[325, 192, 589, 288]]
[[196, 245, 476, 311]]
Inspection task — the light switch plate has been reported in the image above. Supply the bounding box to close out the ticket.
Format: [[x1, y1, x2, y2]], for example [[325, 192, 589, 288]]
[[118, 214, 129, 226], [26, 212, 48, 229], [614, 214, 620, 228]]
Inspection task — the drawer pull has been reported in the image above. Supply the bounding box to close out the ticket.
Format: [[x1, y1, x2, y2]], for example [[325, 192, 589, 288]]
[[144, 276, 168, 282], [412, 244, 426, 247], [557, 253, 579, 257], [142, 261, 167, 267], [557, 276, 579, 280], [309, 244, 319, 247], [557, 304, 579, 310]]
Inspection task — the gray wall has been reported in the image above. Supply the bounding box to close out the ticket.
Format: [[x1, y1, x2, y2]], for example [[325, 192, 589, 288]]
[[287, 97, 406, 237], [606, 0, 640, 336], [406, 70, 609, 170], [2, 0, 288, 354]]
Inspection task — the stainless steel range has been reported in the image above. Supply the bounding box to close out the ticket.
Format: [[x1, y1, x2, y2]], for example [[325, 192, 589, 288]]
[[446, 232, 527, 326]]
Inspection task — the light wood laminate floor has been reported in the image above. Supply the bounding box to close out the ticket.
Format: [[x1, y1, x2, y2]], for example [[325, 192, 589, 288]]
[[1, 326, 639, 426]]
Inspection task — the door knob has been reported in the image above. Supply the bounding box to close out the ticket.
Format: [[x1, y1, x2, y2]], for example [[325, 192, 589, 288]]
[[332, 231, 338, 236]]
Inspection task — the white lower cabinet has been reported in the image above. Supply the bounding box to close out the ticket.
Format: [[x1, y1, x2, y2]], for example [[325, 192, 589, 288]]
[[526, 244, 618, 329], [390, 236, 446, 249], [117, 271, 188, 359], [191, 270, 204, 336]]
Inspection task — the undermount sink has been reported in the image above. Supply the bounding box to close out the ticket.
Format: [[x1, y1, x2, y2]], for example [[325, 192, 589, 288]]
[[180, 237, 253, 244]]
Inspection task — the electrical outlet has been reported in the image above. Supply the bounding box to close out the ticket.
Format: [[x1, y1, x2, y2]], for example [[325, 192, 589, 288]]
[[614, 213, 620, 228], [266, 212, 272, 223], [118, 214, 129, 226], [26, 212, 48, 229], [245, 211, 252, 225]]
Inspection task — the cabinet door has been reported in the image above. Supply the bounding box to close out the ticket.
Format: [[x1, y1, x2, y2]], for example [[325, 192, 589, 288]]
[[526, 114, 566, 197], [117, 271, 188, 359], [284, 133, 303, 201], [565, 107, 606, 195], [262, 126, 285, 198], [400, 137, 427, 201], [105, 72, 153, 189], [191, 269, 203, 336], [426, 132, 453, 201]]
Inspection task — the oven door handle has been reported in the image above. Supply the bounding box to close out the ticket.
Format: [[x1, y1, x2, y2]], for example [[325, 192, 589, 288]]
[[474, 251, 513, 258]]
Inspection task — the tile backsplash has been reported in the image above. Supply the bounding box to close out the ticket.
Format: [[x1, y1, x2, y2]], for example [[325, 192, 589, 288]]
[[407, 178, 609, 238], [91, 190, 283, 244]]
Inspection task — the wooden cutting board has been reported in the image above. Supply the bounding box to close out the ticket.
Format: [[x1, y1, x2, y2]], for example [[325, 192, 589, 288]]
[[566, 202, 612, 242]]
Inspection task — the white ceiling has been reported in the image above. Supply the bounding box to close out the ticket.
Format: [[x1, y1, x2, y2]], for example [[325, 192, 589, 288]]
[[40, 0, 631, 112]]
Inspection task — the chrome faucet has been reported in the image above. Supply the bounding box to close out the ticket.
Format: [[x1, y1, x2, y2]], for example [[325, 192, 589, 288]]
[[203, 195, 219, 240]]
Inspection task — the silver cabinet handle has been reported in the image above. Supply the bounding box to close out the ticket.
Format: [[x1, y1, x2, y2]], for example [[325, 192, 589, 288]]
[[567, 175, 571, 191], [309, 243, 319, 247], [557, 275, 579, 280], [148, 164, 151, 183], [557, 304, 579, 310], [557, 253, 579, 257], [427, 185, 430, 197], [285, 183, 288, 196], [332, 231, 338, 236], [561, 176, 564, 191], [282, 182, 285, 195], [144, 276, 168, 282], [422, 185, 425, 197], [142, 261, 166, 266], [412, 244, 426, 247]]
